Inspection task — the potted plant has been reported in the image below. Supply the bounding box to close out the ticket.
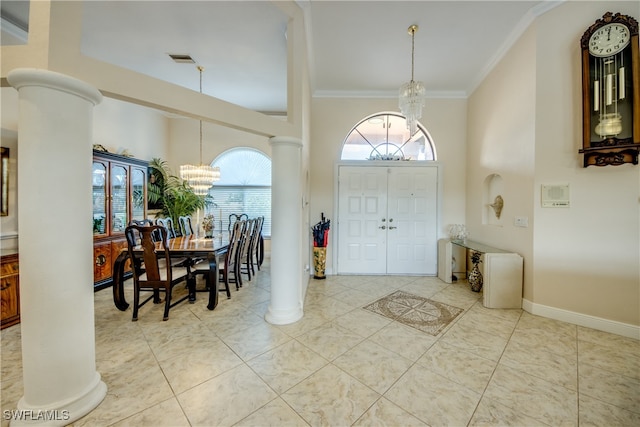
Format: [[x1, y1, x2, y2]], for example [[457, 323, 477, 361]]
[[147, 158, 213, 226]]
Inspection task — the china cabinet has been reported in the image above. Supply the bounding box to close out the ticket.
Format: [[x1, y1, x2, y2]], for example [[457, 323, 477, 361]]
[[1, 253, 20, 329], [93, 150, 148, 289]]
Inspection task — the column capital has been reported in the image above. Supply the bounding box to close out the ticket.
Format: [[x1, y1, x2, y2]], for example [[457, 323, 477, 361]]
[[269, 136, 302, 148], [7, 68, 102, 106]]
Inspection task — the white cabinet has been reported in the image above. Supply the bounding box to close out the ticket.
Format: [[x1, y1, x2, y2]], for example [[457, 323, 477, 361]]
[[438, 239, 523, 309]]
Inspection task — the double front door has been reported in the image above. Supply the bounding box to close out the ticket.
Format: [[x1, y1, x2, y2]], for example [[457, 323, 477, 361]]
[[337, 165, 438, 275]]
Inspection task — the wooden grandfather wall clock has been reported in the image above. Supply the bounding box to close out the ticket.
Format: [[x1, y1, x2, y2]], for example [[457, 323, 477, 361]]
[[579, 12, 640, 167]]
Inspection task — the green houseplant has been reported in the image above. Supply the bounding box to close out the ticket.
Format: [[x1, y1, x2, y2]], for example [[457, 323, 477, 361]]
[[147, 158, 213, 225]]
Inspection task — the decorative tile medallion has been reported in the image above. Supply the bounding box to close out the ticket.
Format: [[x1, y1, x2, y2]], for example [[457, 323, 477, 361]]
[[364, 290, 463, 336]]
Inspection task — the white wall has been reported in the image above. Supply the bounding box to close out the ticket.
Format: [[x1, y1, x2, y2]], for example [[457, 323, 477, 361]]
[[310, 97, 467, 274], [0, 92, 170, 253], [532, 1, 639, 327], [166, 118, 272, 174], [0, 128, 19, 254], [1, 88, 20, 252], [93, 98, 169, 162], [468, 1, 640, 331], [467, 24, 536, 299]]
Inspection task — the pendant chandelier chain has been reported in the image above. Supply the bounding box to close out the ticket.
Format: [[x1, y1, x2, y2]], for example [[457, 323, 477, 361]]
[[179, 65, 221, 195], [198, 65, 204, 164], [410, 26, 416, 82], [398, 24, 426, 136]]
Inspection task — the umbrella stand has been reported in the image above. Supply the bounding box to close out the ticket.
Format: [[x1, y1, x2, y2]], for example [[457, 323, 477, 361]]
[[311, 213, 330, 279], [312, 247, 327, 279]]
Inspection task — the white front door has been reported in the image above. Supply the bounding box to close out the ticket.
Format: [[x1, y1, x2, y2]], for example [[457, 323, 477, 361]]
[[337, 165, 438, 275], [337, 167, 388, 274], [386, 167, 438, 274]]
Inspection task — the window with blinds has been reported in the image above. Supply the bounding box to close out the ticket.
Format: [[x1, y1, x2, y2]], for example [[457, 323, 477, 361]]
[[206, 148, 272, 237], [208, 186, 271, 236]]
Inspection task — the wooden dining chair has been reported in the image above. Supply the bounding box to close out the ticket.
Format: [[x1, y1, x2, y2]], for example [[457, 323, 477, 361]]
[[129, 219, 160, 241], [255, 216, 265, 269], [238, 218, 255, 282], [249, 216, 264, 274], [155, 217, 178, 239], [155, 217, 189, 268], [219, 220, 244, 291], [178, 216, 194, 236], [228, 213, 248, 231], [188, 224, 237, 299], [125, 224, 193, 321]]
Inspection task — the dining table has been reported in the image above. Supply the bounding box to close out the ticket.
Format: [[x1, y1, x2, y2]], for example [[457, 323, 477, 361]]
[[111, 233, 229, 312]]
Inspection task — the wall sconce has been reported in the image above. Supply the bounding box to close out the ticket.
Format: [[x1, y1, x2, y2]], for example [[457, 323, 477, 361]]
[[489, 195, 503, 219]]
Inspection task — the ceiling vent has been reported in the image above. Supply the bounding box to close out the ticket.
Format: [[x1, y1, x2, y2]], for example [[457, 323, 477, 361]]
[[168, 54, 195, 64]]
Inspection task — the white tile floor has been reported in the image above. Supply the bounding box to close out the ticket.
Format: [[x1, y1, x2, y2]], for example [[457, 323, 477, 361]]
[[2, 259, 639, 426]]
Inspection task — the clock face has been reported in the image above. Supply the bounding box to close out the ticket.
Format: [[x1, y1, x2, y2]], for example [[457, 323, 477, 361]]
[[589, 22, 631, 57]]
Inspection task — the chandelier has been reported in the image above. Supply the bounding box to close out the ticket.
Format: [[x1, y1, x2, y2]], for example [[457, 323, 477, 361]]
[[179, 65, 221, 196], [398, 24, 426, 136]]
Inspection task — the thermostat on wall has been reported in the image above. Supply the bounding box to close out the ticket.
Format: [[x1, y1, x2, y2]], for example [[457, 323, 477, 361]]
[[541, 184, 570, 208]]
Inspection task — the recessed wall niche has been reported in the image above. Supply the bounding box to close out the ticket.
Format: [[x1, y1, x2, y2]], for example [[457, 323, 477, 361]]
[[483, 174, 503, 226]]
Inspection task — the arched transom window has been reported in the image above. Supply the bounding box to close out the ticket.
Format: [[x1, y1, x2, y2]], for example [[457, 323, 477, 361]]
[[340, 112, 436, 161]]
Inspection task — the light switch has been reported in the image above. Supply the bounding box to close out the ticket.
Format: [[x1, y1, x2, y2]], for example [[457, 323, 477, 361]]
[[514, 216, 528, 227]]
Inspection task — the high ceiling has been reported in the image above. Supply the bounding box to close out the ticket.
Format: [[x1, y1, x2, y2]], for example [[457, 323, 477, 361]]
[[1, 1, 556, 114]]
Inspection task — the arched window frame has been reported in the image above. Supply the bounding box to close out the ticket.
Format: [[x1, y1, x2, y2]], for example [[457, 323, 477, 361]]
[[340, 112, 437, 161]]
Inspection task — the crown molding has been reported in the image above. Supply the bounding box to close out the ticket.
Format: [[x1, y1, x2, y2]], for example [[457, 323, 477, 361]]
[[1, 16, 28, 44], [313, 89, 467, 100]]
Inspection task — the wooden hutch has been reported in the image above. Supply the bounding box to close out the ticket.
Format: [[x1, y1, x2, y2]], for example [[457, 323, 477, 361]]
[[1, 253, 20, 329], [92, 150, 148, 290]]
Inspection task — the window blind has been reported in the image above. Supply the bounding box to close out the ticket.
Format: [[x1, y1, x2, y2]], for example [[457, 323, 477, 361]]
[[208, 186, 271, 237]]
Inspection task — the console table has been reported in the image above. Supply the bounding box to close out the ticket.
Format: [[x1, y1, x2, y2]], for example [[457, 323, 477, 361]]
[[438, 239, 523, 309]]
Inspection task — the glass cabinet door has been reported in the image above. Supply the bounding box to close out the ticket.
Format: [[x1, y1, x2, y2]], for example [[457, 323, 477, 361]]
[[131, 167, 146, 222], [92, 161, 107, 235], [110, 164, 128, 234]]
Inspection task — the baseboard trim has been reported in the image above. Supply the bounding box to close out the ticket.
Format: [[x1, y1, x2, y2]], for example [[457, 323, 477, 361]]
[[522, 298, 639, 340]]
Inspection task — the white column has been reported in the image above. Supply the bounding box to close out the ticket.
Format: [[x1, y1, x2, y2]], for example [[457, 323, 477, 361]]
[[7, 69, 106, 425], [266, 136, 303, 325]]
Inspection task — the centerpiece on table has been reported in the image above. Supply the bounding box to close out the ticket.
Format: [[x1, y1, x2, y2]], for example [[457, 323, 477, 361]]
[[202, 214, 215, 238]]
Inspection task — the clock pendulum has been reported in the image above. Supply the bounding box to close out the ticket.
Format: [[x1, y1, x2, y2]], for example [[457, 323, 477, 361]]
[[593, 56, 624, 137]]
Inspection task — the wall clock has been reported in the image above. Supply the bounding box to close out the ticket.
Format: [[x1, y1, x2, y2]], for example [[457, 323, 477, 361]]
[[579, 12, 640, 167]]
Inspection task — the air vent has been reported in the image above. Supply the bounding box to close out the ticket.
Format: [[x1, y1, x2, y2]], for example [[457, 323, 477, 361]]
[[168, 54, 195, 64]]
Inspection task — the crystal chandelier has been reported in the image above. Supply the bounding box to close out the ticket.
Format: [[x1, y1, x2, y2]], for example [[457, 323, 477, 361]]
[[180, 65, 220, 196], [398, 25, 426, 136]]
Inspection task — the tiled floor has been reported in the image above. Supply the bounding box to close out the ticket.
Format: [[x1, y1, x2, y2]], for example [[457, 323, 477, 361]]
[[2, 259, 640, 426]]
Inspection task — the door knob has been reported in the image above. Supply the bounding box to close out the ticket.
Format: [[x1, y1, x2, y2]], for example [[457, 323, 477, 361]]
[[388, 226, 397, 230], [381, 218, 386, 222], [379, 225, 386, 230]]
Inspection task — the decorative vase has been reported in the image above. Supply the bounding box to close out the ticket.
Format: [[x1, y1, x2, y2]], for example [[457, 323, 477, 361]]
[[468, 251, 483, 292], [202, 214, 215, 239], [312, 247, 327, 279]]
